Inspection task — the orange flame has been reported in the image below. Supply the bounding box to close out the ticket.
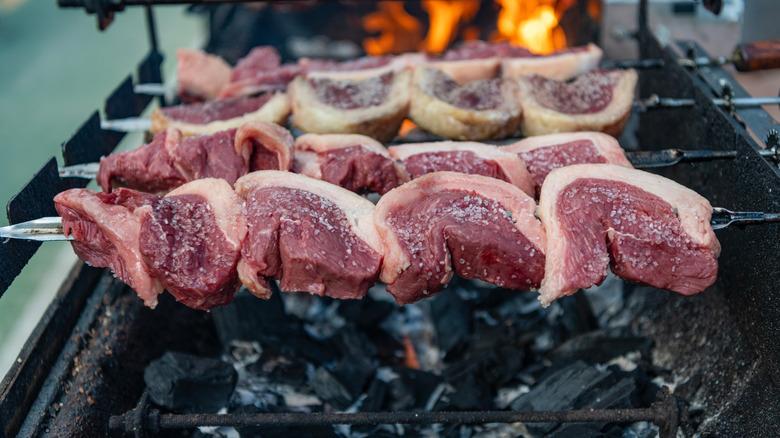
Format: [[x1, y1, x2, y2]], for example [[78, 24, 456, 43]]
[[493, 0, 567, 54], [362, 0, 573, 56], [363, 2, 423, 56], [421, 0, 480, 54]]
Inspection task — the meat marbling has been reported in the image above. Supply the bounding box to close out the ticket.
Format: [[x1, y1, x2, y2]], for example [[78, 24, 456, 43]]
[[374, 172, 546, 305], [136, 179, 247, 310], [517, 69, 638, 137], [55, 188, 164, 308], [537, 164, 720, 306], [289, 70, 412, 142], [234, 171, 384, 300], [409, 67, 522, 141], [293, 133, 409, 195], [388, 141, 534, 196]]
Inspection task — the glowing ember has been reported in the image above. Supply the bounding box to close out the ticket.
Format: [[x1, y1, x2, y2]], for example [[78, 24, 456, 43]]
[[398, 119, 420, 138]]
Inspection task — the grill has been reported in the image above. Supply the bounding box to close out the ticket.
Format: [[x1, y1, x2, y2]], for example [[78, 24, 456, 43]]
[[2, 0, 780, 437]]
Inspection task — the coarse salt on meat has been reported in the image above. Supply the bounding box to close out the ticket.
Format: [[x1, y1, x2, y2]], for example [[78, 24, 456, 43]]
[[537, 164, 720, 306], [289, 70, 412, 142], [517, 69, 638, 137], [374, 171, 546, 305], [294, 133, 409, 195], [502, 131, 632, 195], [388, 141, 534, 196], [409, 67, 522, 141], [234, 171, 384, 300], [136, 178, 247, 310]]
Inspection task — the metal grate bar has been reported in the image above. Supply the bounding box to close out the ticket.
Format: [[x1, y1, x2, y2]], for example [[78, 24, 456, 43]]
[[110, 389, 684, 438]]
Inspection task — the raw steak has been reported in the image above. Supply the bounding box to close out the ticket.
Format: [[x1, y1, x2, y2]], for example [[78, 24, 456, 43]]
[[97, 129, 187, 194], [235, 171, 384, 300], [293, 133, 409, 195], [218, 47, 304, 99], [150, 93, 290, 138], [517, 68, 638, 137], [427, 42, 601, 84], [137, 179, 247, 310], [302, 53, 424, 81], [176, 48, 233, 102], [501, 43, 603, 81], [388, 141, 534, 196], [502, 132, 632, 194], [409, 67, 522, 141], [99, 122, 292, 194], [55, 188, 164, 308], [234, 121, 294, 172], [289, 70, 412, 142], [537, 164, 720, 306], [374, 172, 546, 305], [425, 41, 504, 84]]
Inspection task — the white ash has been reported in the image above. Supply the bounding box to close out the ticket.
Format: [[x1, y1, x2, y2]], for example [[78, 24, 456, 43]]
[[226, 340, 262, 368], [302, 299, 347, 340], [606, 350, 641, 372], [495, 384, 531, 409]]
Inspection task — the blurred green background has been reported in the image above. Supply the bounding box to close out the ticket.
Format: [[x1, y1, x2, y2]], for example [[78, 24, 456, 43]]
[[0, 0, 203, 376]]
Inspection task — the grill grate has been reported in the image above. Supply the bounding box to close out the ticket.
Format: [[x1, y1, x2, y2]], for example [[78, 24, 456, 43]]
[[2, 1, 780, 437], [109, 389, 684, 438]]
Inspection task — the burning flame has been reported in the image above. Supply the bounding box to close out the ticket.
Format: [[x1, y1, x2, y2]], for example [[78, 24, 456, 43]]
[[362, 0, 571, 56], [493, 0, 567, 54], [421, 1, 480, 53], [363, 2, 423, 56]]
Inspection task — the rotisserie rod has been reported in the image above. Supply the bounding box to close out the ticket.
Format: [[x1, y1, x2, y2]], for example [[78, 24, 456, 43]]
[[635, 94, 780, 111], [4, 207, 779, 242], [56, 145, 780, 181], [609, 38, 780, 72]]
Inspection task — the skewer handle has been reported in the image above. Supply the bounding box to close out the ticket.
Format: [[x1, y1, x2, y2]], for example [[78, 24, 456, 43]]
[[711, 208, 780, 230], [732, 39, 780, 72], [0, 217, 72, 241]]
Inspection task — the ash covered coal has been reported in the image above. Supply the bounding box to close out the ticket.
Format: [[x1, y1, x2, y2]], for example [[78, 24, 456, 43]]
[[148, 276, 684, 437]]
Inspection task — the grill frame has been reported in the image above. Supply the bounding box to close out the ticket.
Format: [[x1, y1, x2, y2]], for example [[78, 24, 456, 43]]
[[2, 1, 780, 436]]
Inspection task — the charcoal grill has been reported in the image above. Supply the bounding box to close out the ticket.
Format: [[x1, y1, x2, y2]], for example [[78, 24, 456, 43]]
[[2, 0, 780, 436]]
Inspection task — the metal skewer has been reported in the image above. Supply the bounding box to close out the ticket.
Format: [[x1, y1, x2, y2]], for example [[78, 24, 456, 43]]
[[634, 94, 780, 111], [0, 217, 72, 241], [4, 208, 780, 243], [608, 56, 729, 70], [97, 94, 780, 134], [710, 208, 780, 230], [55, 145, 780, 181]]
